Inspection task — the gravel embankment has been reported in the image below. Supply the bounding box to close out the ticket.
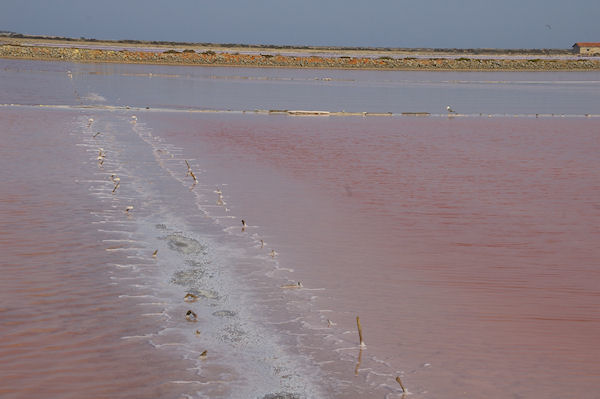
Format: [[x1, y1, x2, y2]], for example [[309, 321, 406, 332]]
[[2, 44, 599, 70]]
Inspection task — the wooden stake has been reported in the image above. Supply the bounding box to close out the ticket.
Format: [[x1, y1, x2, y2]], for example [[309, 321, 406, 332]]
[[356, 316, 366, 348], [184, 160, 198, 182], [396, 376, 406, 393]]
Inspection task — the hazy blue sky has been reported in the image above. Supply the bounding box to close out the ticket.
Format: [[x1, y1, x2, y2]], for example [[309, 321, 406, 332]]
[[1, 0, 599, 49]]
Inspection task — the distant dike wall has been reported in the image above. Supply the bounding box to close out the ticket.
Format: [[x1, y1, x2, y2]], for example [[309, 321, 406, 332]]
[[2, 44, 600, 71]]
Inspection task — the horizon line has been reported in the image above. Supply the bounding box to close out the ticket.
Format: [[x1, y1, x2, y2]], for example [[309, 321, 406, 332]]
[[0, 31, 578, 53]]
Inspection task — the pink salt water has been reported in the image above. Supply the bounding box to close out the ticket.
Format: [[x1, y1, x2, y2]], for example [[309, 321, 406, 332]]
[[1, 59, 599, 398], [149, 114, 600, 398], [0, 110, 202, 398]]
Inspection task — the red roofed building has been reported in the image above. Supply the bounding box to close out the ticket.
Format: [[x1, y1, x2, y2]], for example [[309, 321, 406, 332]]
[[573, 42, 600, 55]]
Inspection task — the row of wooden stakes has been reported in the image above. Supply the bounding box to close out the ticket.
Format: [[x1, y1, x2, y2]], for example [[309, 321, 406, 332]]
[[90, 118, 406, 395]]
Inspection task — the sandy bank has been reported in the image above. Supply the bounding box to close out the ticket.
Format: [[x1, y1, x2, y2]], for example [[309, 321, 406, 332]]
[[2, 44, 600, 71]]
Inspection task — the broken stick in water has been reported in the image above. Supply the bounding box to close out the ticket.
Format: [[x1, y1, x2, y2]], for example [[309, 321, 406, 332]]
[[280, 281, 303, 289], [356, 316, 366, 348], [396, 376, 406, 393], [185, 160, 198, 182]]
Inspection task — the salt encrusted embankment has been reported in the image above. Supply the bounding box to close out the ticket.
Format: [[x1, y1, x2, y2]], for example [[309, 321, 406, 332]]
[[1, 44, 600, 70]]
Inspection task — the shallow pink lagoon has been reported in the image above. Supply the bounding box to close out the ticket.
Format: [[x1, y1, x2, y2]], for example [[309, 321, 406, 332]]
[[152, 114, 600, 398], [1, 60, 599, 398], [0, 110, 203, 399]]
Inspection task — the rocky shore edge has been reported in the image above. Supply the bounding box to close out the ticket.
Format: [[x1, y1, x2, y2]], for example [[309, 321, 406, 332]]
[[2, 44, 600, 71]]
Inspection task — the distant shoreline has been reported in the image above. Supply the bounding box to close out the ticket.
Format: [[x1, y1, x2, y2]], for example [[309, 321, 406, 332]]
[[1, 38, 599, 71], [0, 34, 580, 55]]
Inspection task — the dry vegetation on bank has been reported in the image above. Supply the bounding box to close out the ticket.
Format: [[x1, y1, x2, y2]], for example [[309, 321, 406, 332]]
[[1, 34, 598, 71]]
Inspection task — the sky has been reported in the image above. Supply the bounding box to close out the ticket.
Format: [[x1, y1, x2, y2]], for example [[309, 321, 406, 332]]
[[1, 0, 599, 49]]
